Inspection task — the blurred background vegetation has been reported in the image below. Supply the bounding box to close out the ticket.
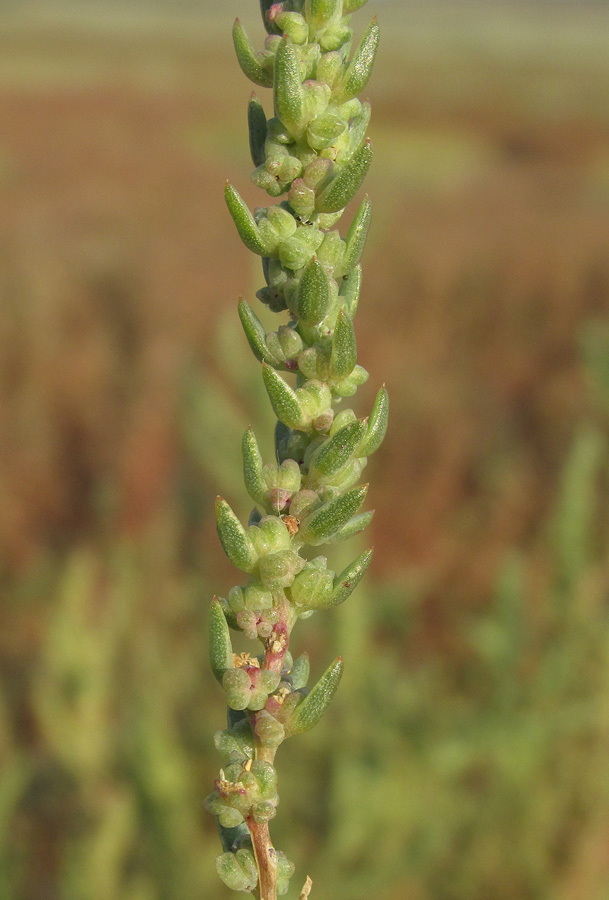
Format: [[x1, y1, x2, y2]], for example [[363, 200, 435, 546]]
[[1, 1, 609, 899]]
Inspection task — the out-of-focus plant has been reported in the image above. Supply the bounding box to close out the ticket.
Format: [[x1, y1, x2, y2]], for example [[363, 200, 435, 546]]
[[205, 2, 387, 897]]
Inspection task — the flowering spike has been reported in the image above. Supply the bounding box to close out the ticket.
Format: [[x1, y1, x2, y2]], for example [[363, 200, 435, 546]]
[[335, 18, 380, 102], [299, 484, 368, 545], [287, 657, 344, 734], [359, 384, 389, 455], [296, 257, 331, 326], [211, 2, 386, 894], [232, 18, 274, 87], [274, 35, 306, 139], [225, 183, 269, 256], [330, 308, 357, 379], [329, 548, 373, 607], [215, 497, 259, 573], [248, 94, 268, 167], [315, 139, 373, 213], [343, 195, 372, 274], [238, 298, 279, 365], [209, 597, 234, 684]]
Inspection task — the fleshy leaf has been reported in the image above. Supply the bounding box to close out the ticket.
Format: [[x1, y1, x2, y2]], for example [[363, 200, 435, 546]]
[[233, 18, 273, 87], [330, 309, 357, 379], [336, 18, 380, 102], [288, 657, 343, 734], [215, 497, 259, 572], [248, 94, 268, 167], [315, 139, 372, 213], [225, 183, 269, 256], [329, 548, 373, 606], [299, 484, 368, 545], [359, 385, 389, 455], [209, 597, 233, 684]]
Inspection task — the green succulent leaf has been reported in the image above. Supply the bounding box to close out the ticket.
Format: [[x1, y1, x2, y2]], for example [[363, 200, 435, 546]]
[[329, 548, 373, 607], [359, 385, 389, 455], [299, 484, 368, 545], [233, 18, 274, 88], [215, 497, 259, 572], [288, 657, 343, 734], [209, 597, 233, 684], [262, 363, 307, 430], [296, 256, 331, 326], [225, 183, 270, 256], [238, 298, 279, 365], [315, 139, 373, 213], [308, 418, 367, 480], [242, 427, 267, 505], [274, 36, 306, 138], [248, 93, 268, 167], [336, 18, 380, 102], [325, 508, 374, 543], [331, 309, 357, 379], [342, 195, 372, 273]]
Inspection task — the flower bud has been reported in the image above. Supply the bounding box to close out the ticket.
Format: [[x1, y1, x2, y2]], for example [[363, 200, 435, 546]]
[[303, 79, 331, 125], [288, 653, 310, 689], [244, 582, 274, 611], [273, 11, 308, 43], [216, 848, 258, 893], [307, 111, 347, 151], [316, 51, 343, 88], [288, 178, 316, 220], [289, 557, 335, 609], [278, 226, 324, 271], [303, 156, 333, 190], [223, 666, 281, 711], [265, 324, 304, 364], [330, 407, 357, 434], [332, 362, 369, 397], [289, 489, 321, 520], [277, 852, 296, 896], [316, 229, 345, 271], [248, 514, 292, 557], [255, 709, 286, 748], [297, 379, 332, 421], [320, 23, 352, 52], [259, 549, 305, 589]]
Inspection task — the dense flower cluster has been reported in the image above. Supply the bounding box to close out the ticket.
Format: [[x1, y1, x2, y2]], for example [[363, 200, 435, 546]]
[[207, 2, 386, 897]]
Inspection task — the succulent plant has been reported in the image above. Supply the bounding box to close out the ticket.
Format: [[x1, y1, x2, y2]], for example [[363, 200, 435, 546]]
[[206, 2, 386, 896]]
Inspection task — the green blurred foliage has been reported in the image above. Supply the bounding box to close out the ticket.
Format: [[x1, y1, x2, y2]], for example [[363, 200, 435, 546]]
[[1, 5, 609, 900]]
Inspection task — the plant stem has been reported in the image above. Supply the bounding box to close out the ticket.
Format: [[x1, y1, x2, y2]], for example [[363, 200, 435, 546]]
[[249, 818, 278, 900]]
